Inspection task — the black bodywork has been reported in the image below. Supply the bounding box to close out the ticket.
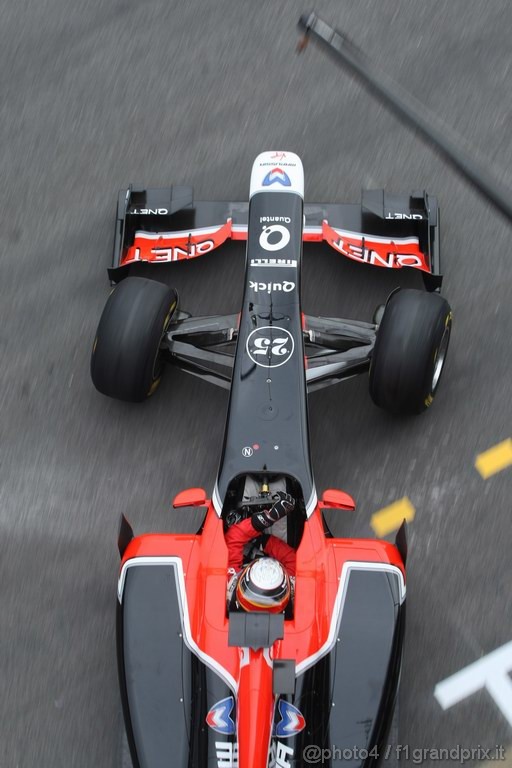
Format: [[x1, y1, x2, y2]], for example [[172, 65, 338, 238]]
[[118, 562, 238, 768], [108, 182, 441, 515], [289, 569, 404, 766], [215, 190, 317, 515], [118, 562, 404, 768], [114, 173, 413, 767]]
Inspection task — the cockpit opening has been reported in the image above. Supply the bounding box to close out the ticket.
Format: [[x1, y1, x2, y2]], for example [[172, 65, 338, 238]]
[[222, 473, 307, 618]]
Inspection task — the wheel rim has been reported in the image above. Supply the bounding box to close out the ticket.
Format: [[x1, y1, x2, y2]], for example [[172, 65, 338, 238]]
[[432, 323, 450, 391], [148, 299, 177, 394]]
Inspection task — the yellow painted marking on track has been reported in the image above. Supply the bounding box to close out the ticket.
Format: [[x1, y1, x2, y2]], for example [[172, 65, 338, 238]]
[[370, 496, 415, 538], [475, 438, 512, 479]]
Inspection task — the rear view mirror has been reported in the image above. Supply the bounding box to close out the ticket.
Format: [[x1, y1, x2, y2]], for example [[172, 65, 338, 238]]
[[173, 487, 208, 508], [320, 489, 356, 510]]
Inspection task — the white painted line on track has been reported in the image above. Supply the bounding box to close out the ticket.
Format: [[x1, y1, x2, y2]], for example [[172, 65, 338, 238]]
[[434, 641, 512, 727]]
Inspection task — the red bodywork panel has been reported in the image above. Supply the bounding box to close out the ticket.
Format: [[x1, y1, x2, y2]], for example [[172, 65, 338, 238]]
[[320, 488, 356, 510], [172, 487, 209, 508], [119, 503, 405, 768], [120, 219, 430, 273], [121, 220, 245, 266]]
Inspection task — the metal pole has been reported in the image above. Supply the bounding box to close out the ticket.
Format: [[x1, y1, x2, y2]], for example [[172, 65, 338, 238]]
[[298, 12, 512, 224]]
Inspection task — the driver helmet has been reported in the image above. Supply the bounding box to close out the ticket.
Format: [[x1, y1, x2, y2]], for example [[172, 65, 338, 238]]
[[236, 557, 291, 613]]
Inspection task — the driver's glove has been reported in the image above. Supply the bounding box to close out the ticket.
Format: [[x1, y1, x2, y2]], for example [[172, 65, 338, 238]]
[[251, 491, 295, 532]]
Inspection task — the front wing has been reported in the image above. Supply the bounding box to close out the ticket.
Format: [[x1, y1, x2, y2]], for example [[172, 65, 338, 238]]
[[109, 185, 441, 290]]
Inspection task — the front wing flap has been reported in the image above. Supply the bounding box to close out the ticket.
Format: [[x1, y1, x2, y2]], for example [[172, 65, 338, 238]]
[[109, 186, 441, 289]]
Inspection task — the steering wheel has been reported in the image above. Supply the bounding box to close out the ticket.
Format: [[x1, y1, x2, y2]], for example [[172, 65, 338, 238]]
[[237, 492, 276, 512], [225, 493, 276, 529]]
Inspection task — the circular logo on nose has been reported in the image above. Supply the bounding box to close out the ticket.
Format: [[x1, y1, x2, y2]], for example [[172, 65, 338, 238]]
[[259, 224, 290, 252], [246, 326, 294, 368]]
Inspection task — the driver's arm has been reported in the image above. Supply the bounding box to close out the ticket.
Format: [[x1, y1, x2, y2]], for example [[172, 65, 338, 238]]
[[225, 492, 295, 571], [263, 536, 296, 576], [225, 517, 260, 572]]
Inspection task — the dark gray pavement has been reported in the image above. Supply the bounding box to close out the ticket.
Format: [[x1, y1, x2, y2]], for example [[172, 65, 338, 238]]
[[1, 1, 511, 765]]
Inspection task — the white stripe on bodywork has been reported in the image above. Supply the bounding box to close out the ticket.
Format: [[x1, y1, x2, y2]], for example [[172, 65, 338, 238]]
[[304, 489, 318, 518], [328, 226, 420, 245], [212, 483, 224, 516], [295, 561, 406, 676], [118, 557, 404, 692], [118, 556, 238, 693], [134, 223, 230, 239]]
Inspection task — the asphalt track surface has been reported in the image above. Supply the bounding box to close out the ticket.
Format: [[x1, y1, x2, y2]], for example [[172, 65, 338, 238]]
[[1, 1, 512, 766]]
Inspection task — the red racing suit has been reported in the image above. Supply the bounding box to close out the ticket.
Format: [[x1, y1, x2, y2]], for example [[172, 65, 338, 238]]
[[225, 516, 296, 576]]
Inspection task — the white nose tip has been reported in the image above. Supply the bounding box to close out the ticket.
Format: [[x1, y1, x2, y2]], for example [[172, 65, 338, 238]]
[[250, 151, 304, 199]]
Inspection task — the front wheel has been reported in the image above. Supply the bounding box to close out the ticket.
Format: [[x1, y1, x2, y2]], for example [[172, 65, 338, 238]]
[[369, 289, 452, 415], [91, 277, 178, 402]]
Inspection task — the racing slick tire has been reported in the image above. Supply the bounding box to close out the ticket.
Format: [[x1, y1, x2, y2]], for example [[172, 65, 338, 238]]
[[369, 289, 452, 415], [91, 277, 177, 402], [382, 693, 401, 766]]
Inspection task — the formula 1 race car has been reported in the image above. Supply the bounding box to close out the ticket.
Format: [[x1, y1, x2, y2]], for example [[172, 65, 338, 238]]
[[91, 151, 452, 768]]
